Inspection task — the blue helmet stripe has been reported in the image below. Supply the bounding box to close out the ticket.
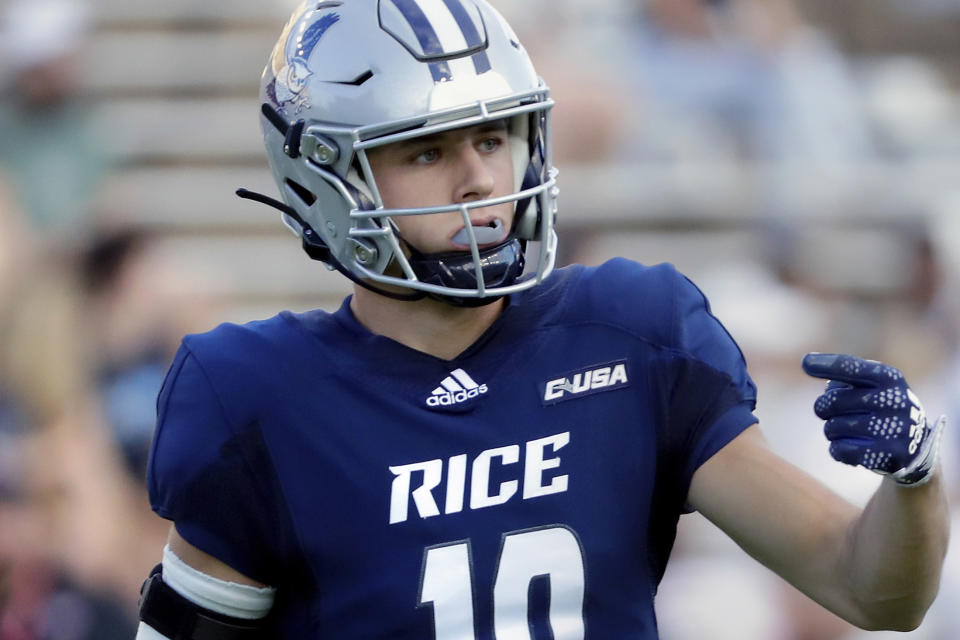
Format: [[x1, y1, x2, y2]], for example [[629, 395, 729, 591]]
[[470, 51, 491, 75], [389, 0, 453, 82], [440, 0, 482, 47], [440, 0, 491, 74]]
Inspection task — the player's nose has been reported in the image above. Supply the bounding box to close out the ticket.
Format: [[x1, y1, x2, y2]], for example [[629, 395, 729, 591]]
[[452, 144, 495, 203]]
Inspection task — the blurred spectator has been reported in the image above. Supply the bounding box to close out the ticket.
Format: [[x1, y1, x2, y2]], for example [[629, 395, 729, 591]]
[[79, 228, 213, 483], [80, 230, 176, 482], [0, 0, 108, 240], [0, 430, 138, 640], [0, 176, 137, 636], [73, 226, 220, 608], [620, 0, 873, 170]]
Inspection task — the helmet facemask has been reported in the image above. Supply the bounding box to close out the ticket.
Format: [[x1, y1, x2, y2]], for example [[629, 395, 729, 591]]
[[352, 103, 557, 305]]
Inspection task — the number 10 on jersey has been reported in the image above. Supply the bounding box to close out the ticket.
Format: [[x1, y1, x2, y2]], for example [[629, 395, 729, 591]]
[[418, 526, 586, 639]]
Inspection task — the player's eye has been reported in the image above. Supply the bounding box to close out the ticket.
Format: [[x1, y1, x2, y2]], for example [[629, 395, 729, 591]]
[[479, 136, 504, 153], [412, 148, 440, 164]]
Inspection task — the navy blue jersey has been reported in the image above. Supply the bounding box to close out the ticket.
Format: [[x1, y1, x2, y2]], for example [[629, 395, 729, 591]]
[[147, 258, 758, 639]]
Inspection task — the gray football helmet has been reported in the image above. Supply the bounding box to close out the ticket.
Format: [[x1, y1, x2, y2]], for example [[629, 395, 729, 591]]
[[253, 0, 558, 305]]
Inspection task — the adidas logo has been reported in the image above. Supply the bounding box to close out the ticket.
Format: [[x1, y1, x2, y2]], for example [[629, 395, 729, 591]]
[[427, 369, 489, 407]]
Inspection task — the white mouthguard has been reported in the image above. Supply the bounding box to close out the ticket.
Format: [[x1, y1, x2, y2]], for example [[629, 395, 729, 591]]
[[452, 218, 505, 246]]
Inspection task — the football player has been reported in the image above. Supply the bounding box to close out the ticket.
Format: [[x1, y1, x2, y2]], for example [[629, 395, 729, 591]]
[[137, 1, 949, 638]]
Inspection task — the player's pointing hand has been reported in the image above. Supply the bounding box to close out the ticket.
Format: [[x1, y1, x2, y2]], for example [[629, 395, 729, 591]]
[[802, 353, 946, 487]]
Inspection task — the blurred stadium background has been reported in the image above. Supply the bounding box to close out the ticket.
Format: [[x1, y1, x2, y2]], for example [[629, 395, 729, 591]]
[[0, 0, 958, 637]]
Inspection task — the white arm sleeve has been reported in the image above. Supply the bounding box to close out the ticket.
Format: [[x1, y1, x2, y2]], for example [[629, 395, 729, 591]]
[[136, 622, 170, 640], [135, 544, 276, 639]]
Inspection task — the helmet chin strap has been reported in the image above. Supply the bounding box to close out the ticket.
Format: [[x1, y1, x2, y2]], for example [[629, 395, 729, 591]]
[[405, 238, 526, 308]]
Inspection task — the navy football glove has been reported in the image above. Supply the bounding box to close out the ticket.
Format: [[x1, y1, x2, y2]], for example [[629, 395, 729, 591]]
[[802, 353, 946, 487]]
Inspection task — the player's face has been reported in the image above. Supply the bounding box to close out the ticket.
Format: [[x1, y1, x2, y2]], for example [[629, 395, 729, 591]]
[[367, 121, 515, 255]]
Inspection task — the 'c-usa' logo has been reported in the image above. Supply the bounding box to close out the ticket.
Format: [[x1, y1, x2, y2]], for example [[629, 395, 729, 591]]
[[274, 12, 341, 112]]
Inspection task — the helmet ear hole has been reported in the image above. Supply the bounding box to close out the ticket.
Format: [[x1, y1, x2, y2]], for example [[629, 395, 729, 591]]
[[342, 181, 375, 211], [285, 179, 317, 206], [344, 160, 377, 211]]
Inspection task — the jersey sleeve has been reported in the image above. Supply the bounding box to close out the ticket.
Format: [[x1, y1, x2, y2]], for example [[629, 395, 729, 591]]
[[673, 271, 758, 477], [648, 267, 759, 507], [643, 267, 760, 583], [147, 342, 281, 585]]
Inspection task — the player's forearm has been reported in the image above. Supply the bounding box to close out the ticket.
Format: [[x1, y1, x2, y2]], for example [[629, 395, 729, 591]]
[[842, 468, 950, 631]]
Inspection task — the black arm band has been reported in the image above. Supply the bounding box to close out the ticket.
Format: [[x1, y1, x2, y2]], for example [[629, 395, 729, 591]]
[[139, 565, 268, 640]]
